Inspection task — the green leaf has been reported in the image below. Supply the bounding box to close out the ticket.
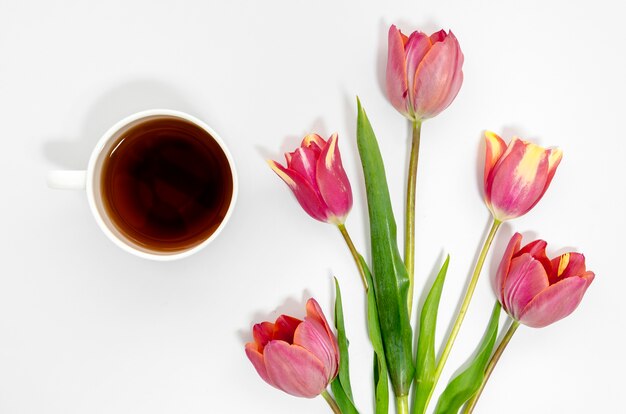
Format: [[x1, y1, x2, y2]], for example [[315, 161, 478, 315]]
[[413, 256, 450, 414], [331, 278, 359, 414], [356, 98, 414, 396], [331, 379, 359, 414], [359, 255, 389, 414], [435, 303, 502, 414]]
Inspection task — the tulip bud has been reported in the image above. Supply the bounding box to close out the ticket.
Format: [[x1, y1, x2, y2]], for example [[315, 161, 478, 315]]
[[495, 233, 594, 328], [245, 298, 340, 398], [386, 25, 464, 121], [484, 132, 563, 222], [268, 133, 353, 224]]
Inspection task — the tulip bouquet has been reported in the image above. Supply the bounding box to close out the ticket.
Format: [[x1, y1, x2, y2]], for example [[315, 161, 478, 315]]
[[246, 24, 594, 414]]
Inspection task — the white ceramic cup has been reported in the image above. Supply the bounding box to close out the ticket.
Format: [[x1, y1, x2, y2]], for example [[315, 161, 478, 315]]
[[47, 109, 238, 261]]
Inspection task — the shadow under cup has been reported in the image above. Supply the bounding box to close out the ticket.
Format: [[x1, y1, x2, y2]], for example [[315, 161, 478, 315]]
[[92, 114, 235, 256]]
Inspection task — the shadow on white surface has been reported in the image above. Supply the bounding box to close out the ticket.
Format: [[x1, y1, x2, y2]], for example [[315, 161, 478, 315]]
[[255, 117, 330, 162], [437, 218, 501, 356], [42, 79, 196, 170], [236, 290, 313, 344], [339, 91, 377, 256], [474, 131, 484, 196], [486, 223, 517, 285]]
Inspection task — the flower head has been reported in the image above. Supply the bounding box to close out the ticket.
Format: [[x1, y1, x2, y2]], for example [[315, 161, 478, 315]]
[[386, 25, 464, 121], [268, 133, 352, 224], [245, 298, 339, 398], [484, 132, 563, 222], [495, 233, 594, 328]]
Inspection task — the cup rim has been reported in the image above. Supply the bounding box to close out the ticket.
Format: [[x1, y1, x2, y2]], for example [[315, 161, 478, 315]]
[[85, 109, 238, 261]]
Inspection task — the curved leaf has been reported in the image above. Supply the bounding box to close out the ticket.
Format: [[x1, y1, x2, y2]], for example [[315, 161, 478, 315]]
[[435, 303, 502, 414], [356, 98, 414, 396], [413, 256, 450, 414], [331, 278, 359, 414], [359, 255, 389, 414], [331, 380, 359, 414]]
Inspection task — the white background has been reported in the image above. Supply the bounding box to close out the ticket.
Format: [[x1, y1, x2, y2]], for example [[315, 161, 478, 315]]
[[1, 0, 624, 413]]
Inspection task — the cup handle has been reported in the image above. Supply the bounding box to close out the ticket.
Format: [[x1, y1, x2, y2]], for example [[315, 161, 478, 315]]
[[47, 170, 87, 190]]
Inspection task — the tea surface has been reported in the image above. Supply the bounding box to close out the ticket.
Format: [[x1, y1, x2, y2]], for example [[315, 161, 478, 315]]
[[101, 116, 233, 252]]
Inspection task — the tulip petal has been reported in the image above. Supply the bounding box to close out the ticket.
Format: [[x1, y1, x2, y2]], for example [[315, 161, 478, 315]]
[[503, 254, 550, 319], [253, 321, 275, 349], [412, 31, 464, 119], [293, 318, 338, 381], [518, 275, 593, 328], [544, 147, 563, 190], [386, 25, 412, 118], [516, 239, 552, 275], [400, 31, 409, 46], [267, 160, 330, 222], [264, 340, 328, 398], [288, 147, 320, 189], [307, 300, 336, 340], [304, 299, 339, 377], [307, 300, 339, 353], [245, 343, 275, 387], [302, 133, 327, 154], [316, 134, 353, 223], [515, 239, 546, 257], [488, 138, 550, 220], [305, 299, 339, 377], [429, 29, 447, 43], [273, 315, 302, 344], [549, 252, 587, 283], [494, 232, 522, 308], [405, 31, 432, 108], [484, 131, 507, 192], [581, 270, 595, 285], [306, 299, 334, 338]]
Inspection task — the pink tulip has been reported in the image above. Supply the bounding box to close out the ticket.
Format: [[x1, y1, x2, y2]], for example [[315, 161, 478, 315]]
[[495, 233, 594, 328], [484, 132, 563, 222], [268, 133, 352, 224], [386, 25, 464, 121], [245, 298, 340, 398]]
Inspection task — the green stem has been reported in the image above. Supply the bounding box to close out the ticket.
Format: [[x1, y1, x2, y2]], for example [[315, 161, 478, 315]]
[[424, 219, 502, 409], [463, 319, 520, 413], [396, 394, 409, 414], [405, 120, 422, 315], [337, 223, 369, 291], [321, 390, 342, 414]]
